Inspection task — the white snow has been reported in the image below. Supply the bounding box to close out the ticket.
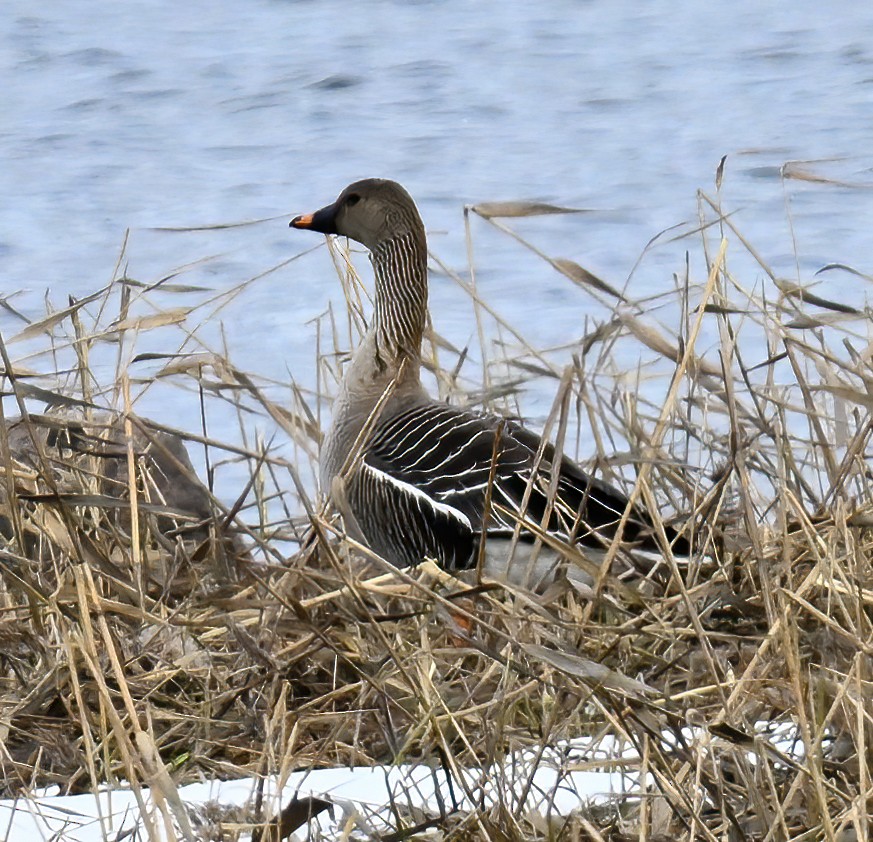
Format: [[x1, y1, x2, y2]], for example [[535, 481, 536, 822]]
[[0, 724, 804, 840]]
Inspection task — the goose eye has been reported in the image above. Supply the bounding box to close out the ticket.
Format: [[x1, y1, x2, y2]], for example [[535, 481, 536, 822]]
[[345, 193, 361, 207]]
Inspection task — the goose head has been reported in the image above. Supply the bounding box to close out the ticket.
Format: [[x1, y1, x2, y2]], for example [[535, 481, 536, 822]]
[[290, 178, 424, 252]]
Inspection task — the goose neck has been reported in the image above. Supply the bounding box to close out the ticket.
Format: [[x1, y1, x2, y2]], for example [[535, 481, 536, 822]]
[[371, 230, 428, 362]]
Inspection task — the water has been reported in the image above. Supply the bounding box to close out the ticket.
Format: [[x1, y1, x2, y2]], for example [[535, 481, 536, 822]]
[[3, 0, 873, 499]]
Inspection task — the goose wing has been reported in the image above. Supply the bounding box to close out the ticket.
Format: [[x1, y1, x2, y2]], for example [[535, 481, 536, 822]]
[[358, 403, 657, 570], [352, 454, 476, 570]]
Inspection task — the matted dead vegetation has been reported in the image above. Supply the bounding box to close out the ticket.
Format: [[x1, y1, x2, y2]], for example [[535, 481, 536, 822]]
[[0, 167, 872, 840]]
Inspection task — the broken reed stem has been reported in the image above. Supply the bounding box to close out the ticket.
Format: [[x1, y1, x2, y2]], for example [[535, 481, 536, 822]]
[[123, 373, 144, 601]]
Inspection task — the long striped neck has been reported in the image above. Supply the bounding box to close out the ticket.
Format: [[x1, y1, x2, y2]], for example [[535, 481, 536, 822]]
[[371, 230, 428, 367]]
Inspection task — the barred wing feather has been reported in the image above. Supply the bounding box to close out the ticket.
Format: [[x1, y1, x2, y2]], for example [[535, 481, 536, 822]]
[[356, 403, 676, 571], [353, 459, 475, 570]]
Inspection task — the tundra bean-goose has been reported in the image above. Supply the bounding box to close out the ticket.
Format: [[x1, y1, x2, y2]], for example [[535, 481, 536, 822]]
[[290, 178, 690, 588]]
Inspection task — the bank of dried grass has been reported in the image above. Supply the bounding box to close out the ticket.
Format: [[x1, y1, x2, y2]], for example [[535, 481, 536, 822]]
[[0, 173, 871, 840]]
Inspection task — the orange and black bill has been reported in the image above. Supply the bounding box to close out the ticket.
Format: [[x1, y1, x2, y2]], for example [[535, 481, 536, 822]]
[[289, 200, 339, 234]]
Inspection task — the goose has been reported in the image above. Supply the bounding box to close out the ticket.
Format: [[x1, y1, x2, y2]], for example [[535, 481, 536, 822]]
[[290, 179, 691, 589]]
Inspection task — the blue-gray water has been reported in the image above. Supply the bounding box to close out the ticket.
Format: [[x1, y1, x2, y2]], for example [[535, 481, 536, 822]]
[[3, 0, 873, 500]]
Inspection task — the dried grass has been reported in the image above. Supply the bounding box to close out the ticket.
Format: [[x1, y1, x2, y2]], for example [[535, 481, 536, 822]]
[[1, 169, 872, 841]]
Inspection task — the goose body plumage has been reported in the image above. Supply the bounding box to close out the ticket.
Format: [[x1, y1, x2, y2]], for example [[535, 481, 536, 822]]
[[291, 179, 690, 588]]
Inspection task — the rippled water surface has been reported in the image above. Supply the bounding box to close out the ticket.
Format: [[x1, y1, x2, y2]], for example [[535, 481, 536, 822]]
[[3, 0, 873, 487]]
